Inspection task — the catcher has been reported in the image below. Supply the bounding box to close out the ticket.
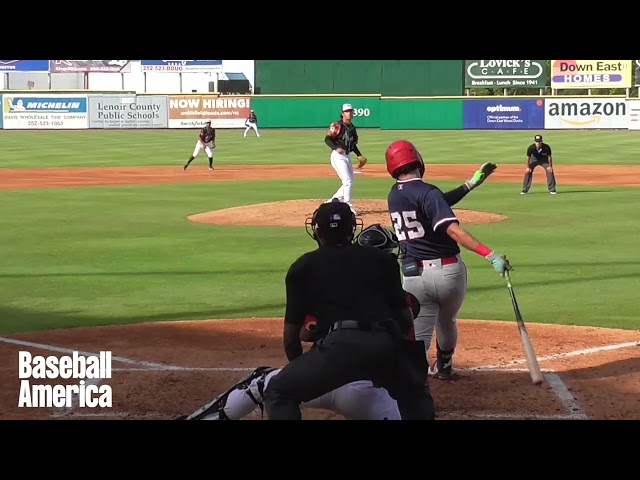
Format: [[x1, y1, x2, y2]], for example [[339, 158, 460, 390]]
[[323, 104, 368, 214], [176, 224, 421, 421], [184, 119, 216, 171]]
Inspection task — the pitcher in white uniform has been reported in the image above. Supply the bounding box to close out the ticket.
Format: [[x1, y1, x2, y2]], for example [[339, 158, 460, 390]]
[[323, 104, 368, 214]]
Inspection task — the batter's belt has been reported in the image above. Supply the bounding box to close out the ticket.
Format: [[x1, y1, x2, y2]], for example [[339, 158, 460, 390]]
[[402, 255, 461, 277], [420, 255, 459, 269]]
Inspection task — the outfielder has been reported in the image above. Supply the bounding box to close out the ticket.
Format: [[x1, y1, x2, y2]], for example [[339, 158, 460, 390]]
[[184, 120, 216, 171], [244, 110, 260, 137], [324, 104, 368, 214], [176, 224, 421, 421], [385, 140, 511, 380]]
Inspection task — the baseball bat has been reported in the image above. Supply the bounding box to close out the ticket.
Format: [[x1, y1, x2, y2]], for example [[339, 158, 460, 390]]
[[505, 270, 545, 385]]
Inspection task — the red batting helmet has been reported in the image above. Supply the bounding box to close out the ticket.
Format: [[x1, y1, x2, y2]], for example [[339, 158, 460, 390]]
[[385, 140, 425, 178]]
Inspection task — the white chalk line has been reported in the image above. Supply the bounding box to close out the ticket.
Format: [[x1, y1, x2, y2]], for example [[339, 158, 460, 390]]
[[0, 336, 255, 372], [1, 333, 621, 421], [544, 372, 589, 419], [472, 341, 640, 371]]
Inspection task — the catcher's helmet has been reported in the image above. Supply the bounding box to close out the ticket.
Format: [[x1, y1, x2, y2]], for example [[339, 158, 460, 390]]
[[385, 140, 425, 179], [305, 199, 362, 246], [356, 224, 399, 255]]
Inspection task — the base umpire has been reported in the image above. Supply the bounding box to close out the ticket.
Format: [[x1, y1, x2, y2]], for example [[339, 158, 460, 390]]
[[262, 200, 435, 420], [521, 134, 557, 195]]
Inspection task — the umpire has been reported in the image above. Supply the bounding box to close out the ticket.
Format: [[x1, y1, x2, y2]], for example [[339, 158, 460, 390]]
[[262, 200, 435, 420], [521, 134, 557, 195]]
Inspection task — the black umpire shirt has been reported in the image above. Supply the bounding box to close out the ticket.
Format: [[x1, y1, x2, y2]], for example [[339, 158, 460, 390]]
[[526, 142, 552, 162], [284, 244, 408, 335]]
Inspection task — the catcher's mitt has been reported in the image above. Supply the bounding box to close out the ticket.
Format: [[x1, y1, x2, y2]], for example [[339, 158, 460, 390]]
[[327, 121, 342, 137], [357, 155, 368, 169]]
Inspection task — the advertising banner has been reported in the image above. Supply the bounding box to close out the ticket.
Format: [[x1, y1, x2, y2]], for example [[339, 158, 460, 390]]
[[168, 95, 250, 128], [544, 97, 628, 130], [636, 60, 640, 87], [0, 60, 50, 72], [628, 99, 640, 131], [464, 60, 548, 88], [2, 94, 88, 129], [0, 99, 3, 129], [463, 99, 545, 129], [141, 60, 222, 73], [88, 94, 169, 129], [550, 60, 633, 89], [49, 60, 132, 73]]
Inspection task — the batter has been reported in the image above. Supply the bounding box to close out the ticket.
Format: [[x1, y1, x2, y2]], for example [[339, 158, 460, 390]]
[[385, 140, 512, 380]]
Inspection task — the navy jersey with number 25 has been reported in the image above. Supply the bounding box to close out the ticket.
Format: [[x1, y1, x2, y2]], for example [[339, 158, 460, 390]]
[[387, 178, 461, 263]]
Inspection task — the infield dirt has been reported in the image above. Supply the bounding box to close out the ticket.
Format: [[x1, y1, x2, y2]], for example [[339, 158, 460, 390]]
[[0, 163, 638, 420]]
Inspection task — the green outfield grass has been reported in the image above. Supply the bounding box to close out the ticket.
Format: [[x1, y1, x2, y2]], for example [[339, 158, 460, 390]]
[[0, 166, 638, 334], [0, 128, 639, 168], [1, 129, 638, 335]]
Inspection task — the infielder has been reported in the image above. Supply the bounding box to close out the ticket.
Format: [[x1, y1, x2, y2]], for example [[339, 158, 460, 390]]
[[324, 104, 368, 214], [184, 120, 216, 171], [176, 224, 421, 421], [244, 110, 260, 137], [385, 140, 511, 380]]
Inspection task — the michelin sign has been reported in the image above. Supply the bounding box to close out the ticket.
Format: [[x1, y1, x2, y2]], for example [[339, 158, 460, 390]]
[[2, 94, 89, 129]]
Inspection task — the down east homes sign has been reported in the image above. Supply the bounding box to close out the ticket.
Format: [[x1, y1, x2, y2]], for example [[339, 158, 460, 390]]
[[465, 60, 548, 88]]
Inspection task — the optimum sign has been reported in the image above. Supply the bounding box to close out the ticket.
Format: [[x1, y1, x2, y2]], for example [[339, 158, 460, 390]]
[[465, 60, 548, 88], [545, 98, 628, 129]]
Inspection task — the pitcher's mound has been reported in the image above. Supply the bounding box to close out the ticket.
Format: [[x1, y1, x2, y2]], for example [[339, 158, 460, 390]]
[[188, 199, 508, 227]]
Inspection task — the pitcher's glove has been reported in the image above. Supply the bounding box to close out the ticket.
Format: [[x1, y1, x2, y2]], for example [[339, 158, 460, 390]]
[[357, 155, 368, 169], [465, 162, 497, 190], [327, 122, 342, 137]]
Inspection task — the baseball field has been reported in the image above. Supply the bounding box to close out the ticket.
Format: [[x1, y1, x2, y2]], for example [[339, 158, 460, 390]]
[[1, 128, 639, 420]]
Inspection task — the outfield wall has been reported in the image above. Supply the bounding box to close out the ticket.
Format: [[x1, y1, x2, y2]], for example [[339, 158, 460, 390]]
[[2, 92, 639, 131], [254, 61, 464, 96]]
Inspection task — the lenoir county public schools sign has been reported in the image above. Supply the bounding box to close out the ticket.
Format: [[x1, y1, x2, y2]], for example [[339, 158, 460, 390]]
[[465, 60, 548, 88]]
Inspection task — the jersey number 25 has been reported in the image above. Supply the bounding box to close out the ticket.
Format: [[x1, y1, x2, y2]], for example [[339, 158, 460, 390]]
[[390, 211, 426, 241]]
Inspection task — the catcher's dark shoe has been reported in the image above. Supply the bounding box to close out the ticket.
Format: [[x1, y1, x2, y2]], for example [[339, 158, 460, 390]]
[[179, 366, 277, 420]]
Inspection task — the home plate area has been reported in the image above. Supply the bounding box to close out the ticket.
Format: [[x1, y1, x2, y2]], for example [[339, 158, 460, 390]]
[[1, 318, 639, 420]]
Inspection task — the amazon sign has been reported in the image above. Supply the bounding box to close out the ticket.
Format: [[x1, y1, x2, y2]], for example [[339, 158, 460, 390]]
[[544, 98, 628, 130]]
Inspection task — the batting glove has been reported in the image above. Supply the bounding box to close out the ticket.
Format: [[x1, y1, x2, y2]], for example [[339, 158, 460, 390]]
[[466, 162, 497, 190], [486, 252, 513, 277]]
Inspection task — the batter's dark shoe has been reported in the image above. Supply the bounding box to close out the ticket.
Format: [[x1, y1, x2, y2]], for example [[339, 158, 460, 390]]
[[428, 360, 454, 380], [429, 343, 455, 380]]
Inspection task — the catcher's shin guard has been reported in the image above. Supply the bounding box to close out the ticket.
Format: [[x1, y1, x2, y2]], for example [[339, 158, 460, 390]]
[[176, 366, 277, 420]]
